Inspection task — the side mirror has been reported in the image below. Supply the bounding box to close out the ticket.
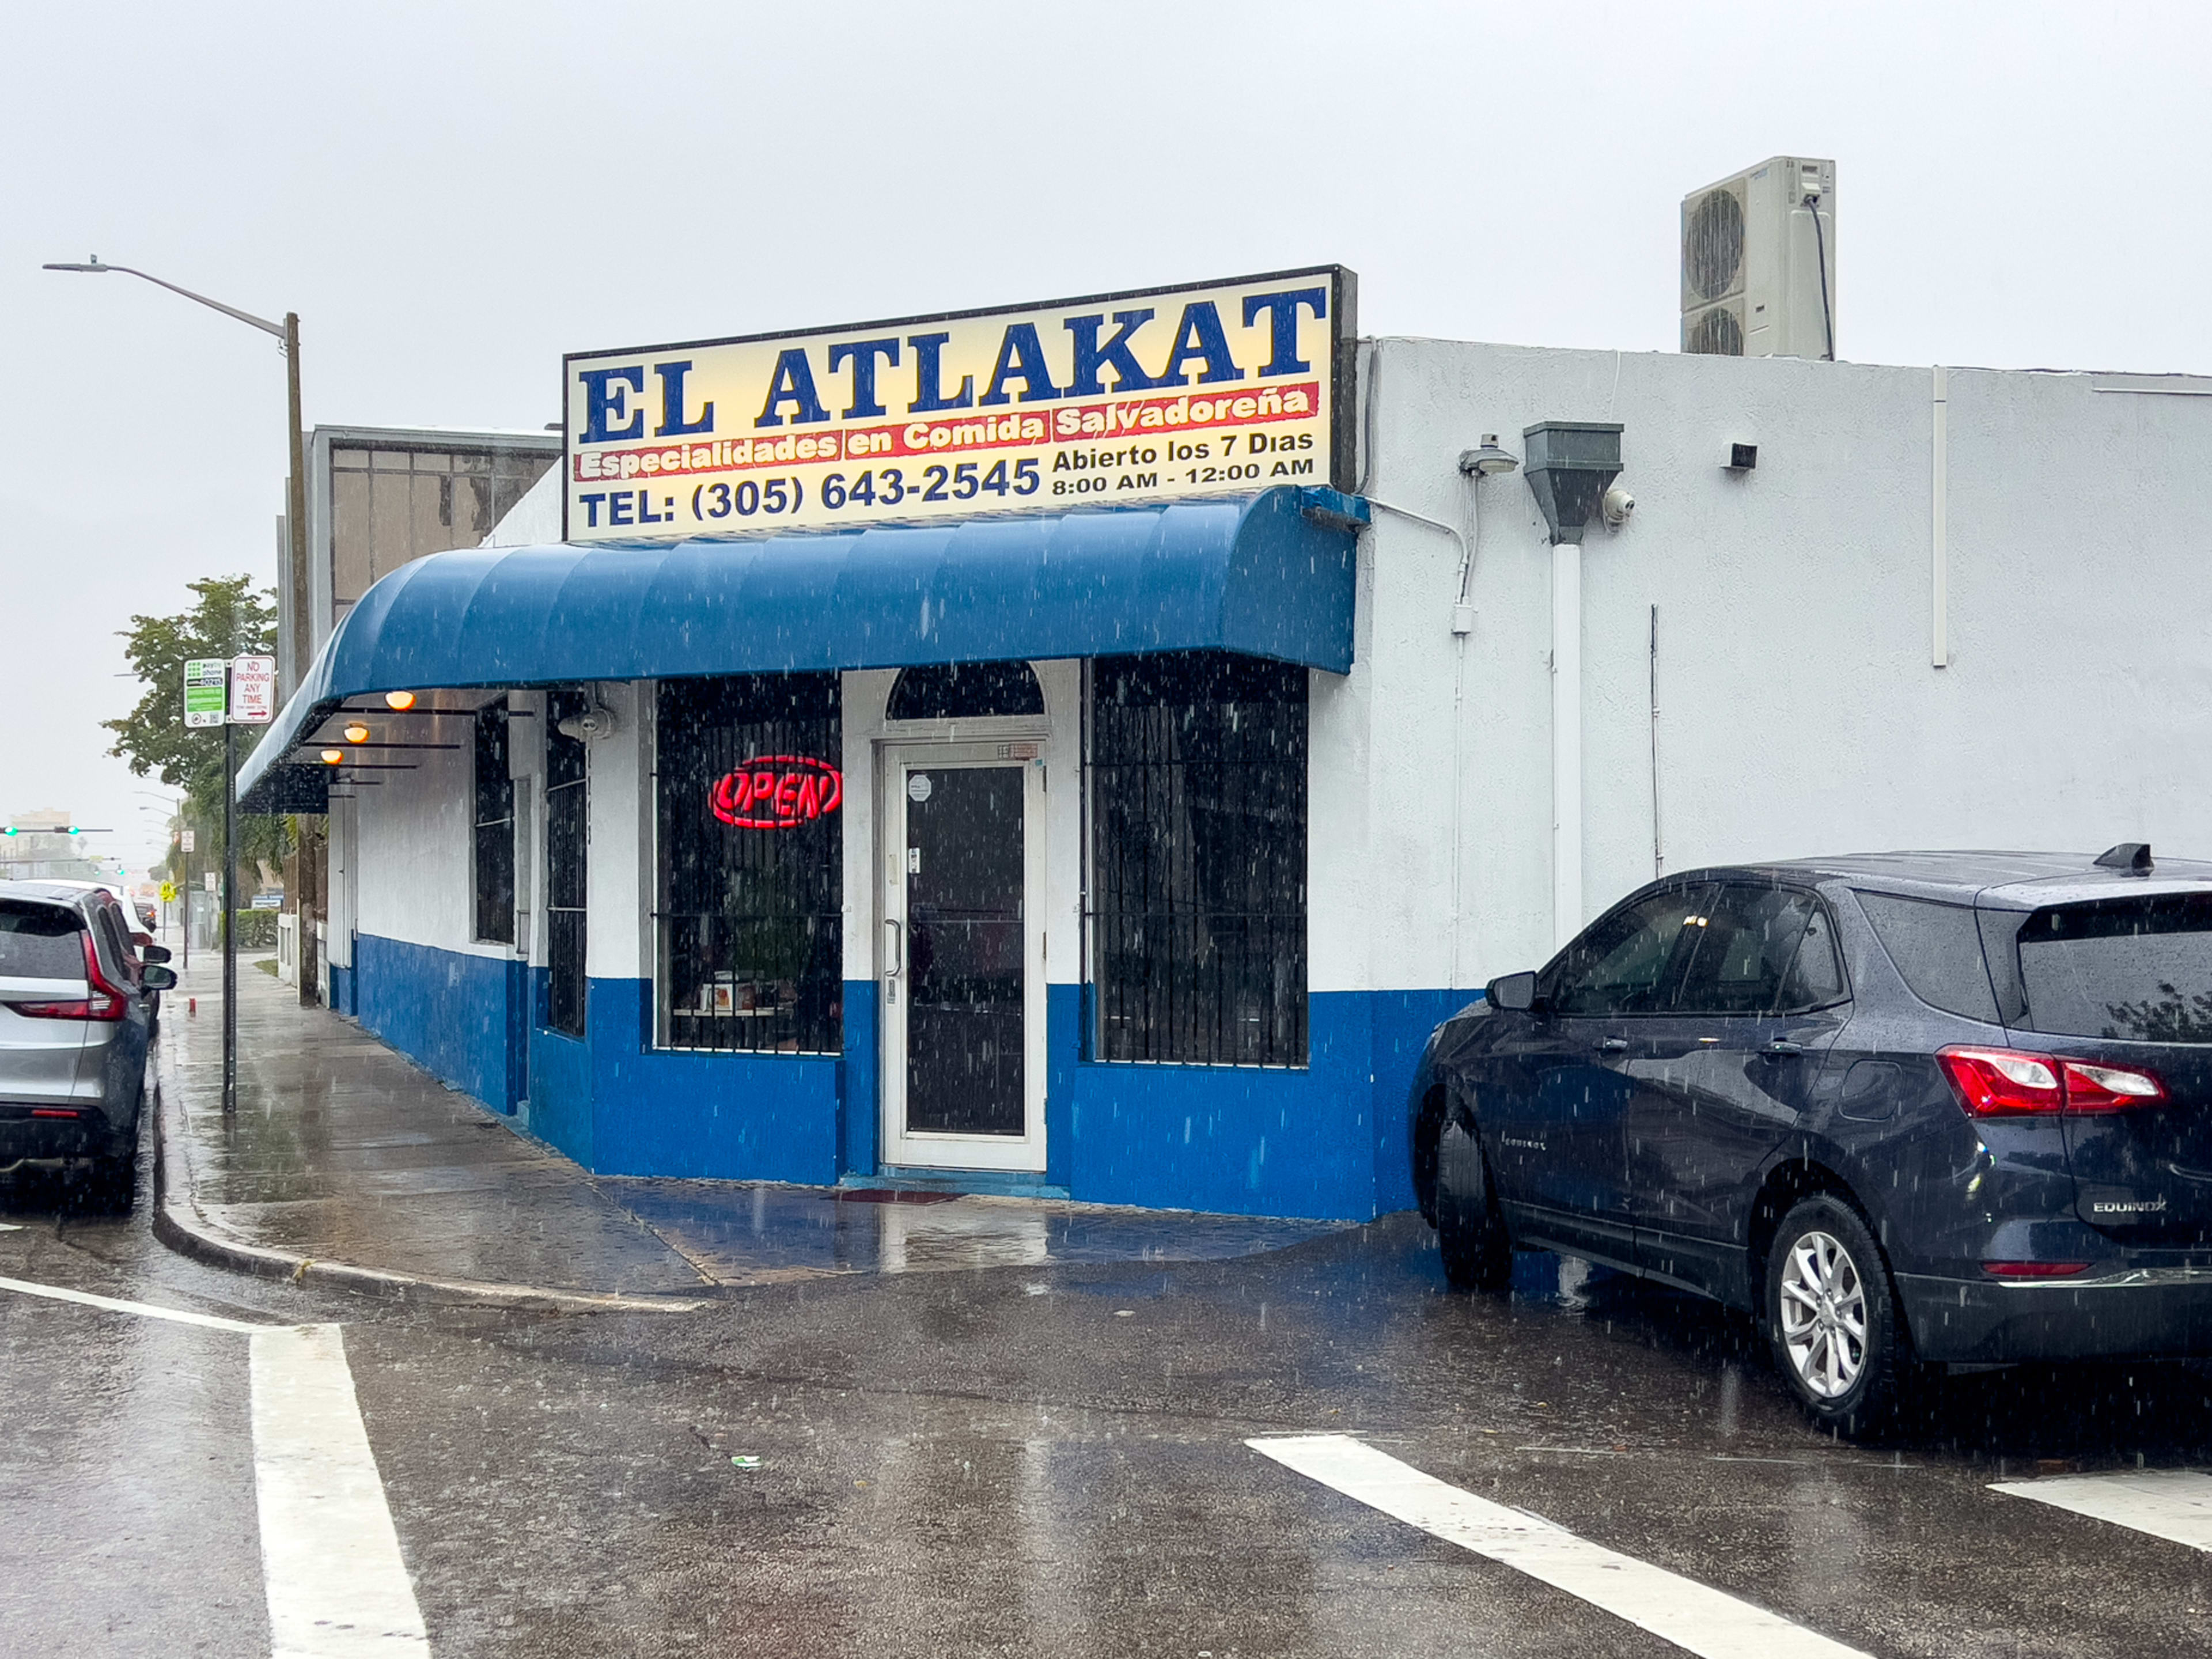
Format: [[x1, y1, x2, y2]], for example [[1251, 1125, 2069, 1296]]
[[141, 965, 179, 991], [140, 944, 173, 964], [1486, 970, 1539, 1013]]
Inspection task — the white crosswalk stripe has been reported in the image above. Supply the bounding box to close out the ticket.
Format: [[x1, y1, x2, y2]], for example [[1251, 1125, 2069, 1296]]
[[253, 1324, 430, 1654], [1249, 1433, 1871, 1659], [0, 1274, 430, 1654], [0, 1271, 274, 1332], [1990, 1468, 2212, 1553]]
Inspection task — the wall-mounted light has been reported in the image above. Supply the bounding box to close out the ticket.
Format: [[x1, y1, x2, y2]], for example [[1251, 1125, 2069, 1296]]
[[1457, 435, 1521, 477], [384, 690, 417, 711], [319, 749, 345, 765], [343, 723, 371, 744]]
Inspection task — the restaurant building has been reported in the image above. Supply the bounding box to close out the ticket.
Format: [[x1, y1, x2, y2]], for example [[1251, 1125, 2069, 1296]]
[[238, 267, 2212, 1219]]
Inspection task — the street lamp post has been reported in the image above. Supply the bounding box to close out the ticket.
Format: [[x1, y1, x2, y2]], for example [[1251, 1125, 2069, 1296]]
[[48, 256, 319, 1102], [45, 259, 310, 692]]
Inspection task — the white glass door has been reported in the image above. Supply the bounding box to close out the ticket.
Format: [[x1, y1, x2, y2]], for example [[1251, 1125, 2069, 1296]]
[[880, 745, 1046, 1172]]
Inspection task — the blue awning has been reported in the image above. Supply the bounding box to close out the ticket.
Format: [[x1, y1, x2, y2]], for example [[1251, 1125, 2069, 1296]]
[[237, 486, 1365, 810]]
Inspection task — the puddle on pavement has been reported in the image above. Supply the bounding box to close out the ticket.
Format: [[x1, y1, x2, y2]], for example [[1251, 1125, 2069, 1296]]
[[596, 1179, 1350, 1285]]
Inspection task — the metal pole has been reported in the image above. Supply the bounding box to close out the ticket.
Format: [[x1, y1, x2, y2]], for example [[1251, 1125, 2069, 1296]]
[[284, 312, 323, 1009], [180, 835, 190, 972], [223, 718, 237, 1112], [284, 315, 308, 688]]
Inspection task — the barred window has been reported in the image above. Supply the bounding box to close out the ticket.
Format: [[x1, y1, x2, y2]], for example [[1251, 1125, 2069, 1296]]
[[656, 674, 842, 1054], [544, 687, 589, 1038], [472, 702, 515, 945], [1088, 651, 1307, 1066]]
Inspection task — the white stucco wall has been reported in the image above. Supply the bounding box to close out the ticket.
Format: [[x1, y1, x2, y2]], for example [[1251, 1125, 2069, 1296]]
[[350, 700, 519, 961], [1325, 338, 2212, 997], [585, 681, 651, 982]]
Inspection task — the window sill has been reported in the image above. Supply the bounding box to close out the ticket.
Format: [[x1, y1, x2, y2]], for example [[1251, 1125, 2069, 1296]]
[[1081, 1055, 1309, 1074]]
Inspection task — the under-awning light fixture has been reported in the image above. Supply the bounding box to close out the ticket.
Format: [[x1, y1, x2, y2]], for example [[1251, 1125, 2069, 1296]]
[[384, 690, 417, 711], [319, 749, 345, 765], [343, 722, 371, 744]]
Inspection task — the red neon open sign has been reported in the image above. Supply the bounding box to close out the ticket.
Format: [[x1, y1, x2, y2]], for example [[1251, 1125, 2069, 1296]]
[[711, 756, 843, 829]]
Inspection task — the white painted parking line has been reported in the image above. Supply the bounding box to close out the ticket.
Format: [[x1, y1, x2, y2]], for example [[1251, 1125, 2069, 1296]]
[[1991, 1468, 2212, 1553], [252, 1324, 430, 1655], [1249, 1434, 1870, 1659], [0, 1221, 23, 1230], [0, 1272, 273, 1334]]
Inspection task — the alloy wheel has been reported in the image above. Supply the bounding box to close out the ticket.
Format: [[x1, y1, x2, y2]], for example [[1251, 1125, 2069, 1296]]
[[1778, 1229, 1867, 1399]]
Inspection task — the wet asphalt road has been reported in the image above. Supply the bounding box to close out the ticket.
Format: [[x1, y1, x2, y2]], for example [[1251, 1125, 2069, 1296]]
[[7, 1138, 2212, 1656]]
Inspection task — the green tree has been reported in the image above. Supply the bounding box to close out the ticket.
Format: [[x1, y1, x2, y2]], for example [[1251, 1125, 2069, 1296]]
[[102, 575, 290, 888]]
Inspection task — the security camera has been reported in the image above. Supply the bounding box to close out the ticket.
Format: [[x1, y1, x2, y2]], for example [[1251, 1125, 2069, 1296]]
[[557, 707, 618, 741], [1601, 484, 1635, 527]]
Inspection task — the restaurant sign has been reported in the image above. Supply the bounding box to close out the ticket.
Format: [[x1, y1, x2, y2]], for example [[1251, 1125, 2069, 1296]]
[[563, 267, 1354, 541]]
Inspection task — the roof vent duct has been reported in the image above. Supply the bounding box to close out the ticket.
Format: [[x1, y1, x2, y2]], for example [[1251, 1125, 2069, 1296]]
[[1522, 422, 1624, 546]]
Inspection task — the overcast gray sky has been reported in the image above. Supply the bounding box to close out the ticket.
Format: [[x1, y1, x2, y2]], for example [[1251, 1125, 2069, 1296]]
[[5, 0, 2206, 879]]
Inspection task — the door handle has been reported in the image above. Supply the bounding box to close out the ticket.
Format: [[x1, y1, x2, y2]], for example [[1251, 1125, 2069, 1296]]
[[1766, 1038, 1805, 1056], [1594, 1037, 1628, 1055], [884, 917, 902, 978]]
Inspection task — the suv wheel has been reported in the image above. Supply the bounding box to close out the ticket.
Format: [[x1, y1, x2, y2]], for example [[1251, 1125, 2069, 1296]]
[[1435, 1119, 1512, 1291], [1765, 1195, 1908, 1434]]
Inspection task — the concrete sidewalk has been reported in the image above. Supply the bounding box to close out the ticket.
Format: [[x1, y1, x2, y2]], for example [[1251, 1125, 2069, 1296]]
[[156, 958, 1345, 1310]]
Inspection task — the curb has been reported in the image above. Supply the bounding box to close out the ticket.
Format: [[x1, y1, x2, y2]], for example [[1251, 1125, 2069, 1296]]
[[150, 1035, 713, 1317]]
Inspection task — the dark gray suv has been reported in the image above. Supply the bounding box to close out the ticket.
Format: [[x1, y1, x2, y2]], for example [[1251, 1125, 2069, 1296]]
[[0, 880, 173, 1203], [1409, 847, 2212, 1433]]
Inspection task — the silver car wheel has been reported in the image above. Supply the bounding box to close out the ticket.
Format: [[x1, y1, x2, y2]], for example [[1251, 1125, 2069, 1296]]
[[1778, 1229, 1868, 1400]]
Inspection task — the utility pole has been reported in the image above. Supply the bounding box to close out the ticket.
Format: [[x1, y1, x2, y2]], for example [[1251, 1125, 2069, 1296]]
[[223, 710, 238, 1112]]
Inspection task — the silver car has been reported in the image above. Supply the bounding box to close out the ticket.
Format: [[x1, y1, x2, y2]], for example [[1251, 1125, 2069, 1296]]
[[0, 881, 173, 1204]]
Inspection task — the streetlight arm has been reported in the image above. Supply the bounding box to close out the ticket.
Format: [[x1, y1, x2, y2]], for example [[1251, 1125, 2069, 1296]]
[[41, 258, 285, 340]]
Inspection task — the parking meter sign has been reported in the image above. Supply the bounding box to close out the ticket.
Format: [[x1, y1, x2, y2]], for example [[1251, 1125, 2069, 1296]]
[[184, 659, 228, 729], [229, 656, 276, 725]]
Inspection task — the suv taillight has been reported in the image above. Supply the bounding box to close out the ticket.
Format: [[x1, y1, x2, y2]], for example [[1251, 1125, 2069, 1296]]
[[7, 930, 128, 1022], [79, 926, 128, 1020], [1937, 1044, 2165, 1118]]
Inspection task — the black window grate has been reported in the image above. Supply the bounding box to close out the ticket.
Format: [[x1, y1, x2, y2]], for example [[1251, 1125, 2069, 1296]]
[[888, 660, 1044, 719], [1088, 652, 1308, 1067], [656, 674, 842, 1055], [473, 702, 515, 945], [544, 687, 589, 1038]]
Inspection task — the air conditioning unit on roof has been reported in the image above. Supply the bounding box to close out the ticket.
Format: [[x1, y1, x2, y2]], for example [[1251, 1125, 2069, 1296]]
[[1680, 156, 1836, 360]]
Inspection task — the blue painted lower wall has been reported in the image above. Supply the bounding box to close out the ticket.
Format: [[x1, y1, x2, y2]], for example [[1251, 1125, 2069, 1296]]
[[353, 934, 525, 1112], [347, 934, 1467, 1220], [586, 977, 839, 1184], [1048, 984, 1469, 1220]]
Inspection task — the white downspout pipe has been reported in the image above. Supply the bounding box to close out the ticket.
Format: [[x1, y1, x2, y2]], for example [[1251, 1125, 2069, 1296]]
[[1551, 541, 1582, 950]]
